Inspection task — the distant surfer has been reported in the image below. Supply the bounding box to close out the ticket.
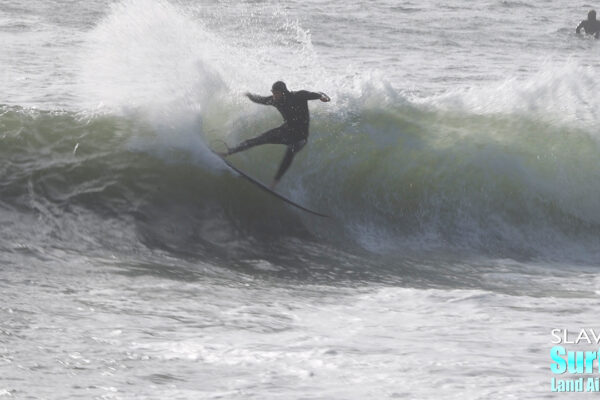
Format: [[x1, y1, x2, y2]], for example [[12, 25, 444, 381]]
[[576, 10, 600, 38], [220, 81, 330, 189]]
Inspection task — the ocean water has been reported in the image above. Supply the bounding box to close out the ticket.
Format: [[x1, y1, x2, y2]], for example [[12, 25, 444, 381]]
[[1, 0, 600, 398]]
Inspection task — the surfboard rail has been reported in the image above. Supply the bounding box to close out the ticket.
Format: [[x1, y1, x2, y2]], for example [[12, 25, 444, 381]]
[[212, 151, 330, 218]]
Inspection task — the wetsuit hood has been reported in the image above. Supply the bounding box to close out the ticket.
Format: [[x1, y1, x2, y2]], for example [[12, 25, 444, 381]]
[[272, 81, 289, 93]]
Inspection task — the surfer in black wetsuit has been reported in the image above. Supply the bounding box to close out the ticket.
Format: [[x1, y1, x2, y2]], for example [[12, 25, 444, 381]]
[[576, 10, 600, 38], [222, 81, 330, 189]]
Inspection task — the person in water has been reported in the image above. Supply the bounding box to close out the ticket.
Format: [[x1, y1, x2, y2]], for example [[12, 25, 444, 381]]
[[222, 81, 330, 189], [576, 10, 600, 38]]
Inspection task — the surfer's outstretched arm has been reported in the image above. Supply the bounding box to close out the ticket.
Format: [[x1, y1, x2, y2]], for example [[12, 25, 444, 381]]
[[297, 90, 331, 102], [245, 92, 273, 105]]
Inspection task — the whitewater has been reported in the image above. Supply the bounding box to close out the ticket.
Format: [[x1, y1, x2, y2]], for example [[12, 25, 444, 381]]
[[2, 0, 600, 398]]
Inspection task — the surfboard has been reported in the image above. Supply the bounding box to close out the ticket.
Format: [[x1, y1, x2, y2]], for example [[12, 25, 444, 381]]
[[212, 151, 330, 218]]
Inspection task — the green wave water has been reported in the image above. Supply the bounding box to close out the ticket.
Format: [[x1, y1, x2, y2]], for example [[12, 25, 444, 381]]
[[2, 100, 600, 264]]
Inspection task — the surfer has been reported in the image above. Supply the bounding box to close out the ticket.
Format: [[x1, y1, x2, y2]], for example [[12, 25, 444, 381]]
[[576, 10, 600, 38], [221, 81, 330, 189]]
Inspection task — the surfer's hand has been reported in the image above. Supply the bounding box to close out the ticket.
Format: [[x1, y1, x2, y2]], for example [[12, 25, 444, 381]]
[[320, 93, 331, 102]]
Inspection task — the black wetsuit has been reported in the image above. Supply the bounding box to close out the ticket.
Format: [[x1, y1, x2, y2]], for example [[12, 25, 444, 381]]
[[576, 19, 600, 37], [228, 90, 322, 182]]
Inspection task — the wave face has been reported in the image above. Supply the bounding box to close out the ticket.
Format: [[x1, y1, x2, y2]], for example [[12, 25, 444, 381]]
[[3, 0, 600, 266], [3, 87, 600, 265]]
